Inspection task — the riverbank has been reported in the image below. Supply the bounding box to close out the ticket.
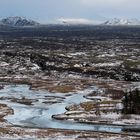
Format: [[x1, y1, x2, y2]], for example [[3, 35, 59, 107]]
[[0, 126, 140, 140]]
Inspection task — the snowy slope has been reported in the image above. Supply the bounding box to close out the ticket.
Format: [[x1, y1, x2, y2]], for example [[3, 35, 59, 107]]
[[103, 18, 140, 25], [0, 17, 40, 27]]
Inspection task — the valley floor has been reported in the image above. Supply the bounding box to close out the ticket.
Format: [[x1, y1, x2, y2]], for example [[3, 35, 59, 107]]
[[0, 26, 140, 139]]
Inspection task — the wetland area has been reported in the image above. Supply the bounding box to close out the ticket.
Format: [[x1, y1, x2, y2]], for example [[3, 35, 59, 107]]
[[0, 25, 139, 139]]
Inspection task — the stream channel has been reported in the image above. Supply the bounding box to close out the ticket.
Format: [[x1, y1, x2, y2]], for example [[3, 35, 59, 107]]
[[0, 84, 134, 133]]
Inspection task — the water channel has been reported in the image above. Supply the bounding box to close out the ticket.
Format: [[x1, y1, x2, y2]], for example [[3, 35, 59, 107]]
[[0, 84, 135, 133]]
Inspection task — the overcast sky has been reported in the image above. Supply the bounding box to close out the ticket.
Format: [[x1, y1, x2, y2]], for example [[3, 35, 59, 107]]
[[0, 0, 140, 23]]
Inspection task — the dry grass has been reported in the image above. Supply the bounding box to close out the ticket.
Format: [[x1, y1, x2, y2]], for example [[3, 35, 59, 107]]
[[0, 103, 14, 122], [80, 102, 96, 112], [48, 85, 76, 93]]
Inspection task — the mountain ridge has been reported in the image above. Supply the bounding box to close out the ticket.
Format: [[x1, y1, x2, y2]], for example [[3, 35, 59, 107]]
[[0, 17, 140, 27], [103, 18, 140, 25], [0, 17, 40, 27]]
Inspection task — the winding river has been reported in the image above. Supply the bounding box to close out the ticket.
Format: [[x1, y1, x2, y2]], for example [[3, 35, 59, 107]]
[[0, 84, 132, 133]]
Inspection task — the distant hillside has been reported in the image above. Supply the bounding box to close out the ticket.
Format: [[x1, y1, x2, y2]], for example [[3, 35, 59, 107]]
[[0, 17, 40, 27], [103, 18, 140, 25]]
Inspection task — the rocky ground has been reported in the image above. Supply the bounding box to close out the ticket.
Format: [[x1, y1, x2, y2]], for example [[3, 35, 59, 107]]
[[0, 25, 139, 139]]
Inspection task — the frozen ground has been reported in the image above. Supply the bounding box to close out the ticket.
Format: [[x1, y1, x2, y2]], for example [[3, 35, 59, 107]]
[[0, 25, 139, 139]]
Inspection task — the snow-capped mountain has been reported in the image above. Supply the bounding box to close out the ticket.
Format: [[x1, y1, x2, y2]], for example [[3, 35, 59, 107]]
[[103, 18, 140, 25], [0, 17, 40, 27]]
